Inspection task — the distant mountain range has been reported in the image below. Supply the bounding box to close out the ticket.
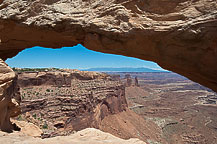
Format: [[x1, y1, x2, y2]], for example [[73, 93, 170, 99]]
[[81, 67, 168, 72]]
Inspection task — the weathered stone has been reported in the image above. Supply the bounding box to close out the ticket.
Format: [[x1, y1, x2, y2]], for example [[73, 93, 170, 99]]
[[0, 59, 21, 132], [11, 119, 43, 137], [0, 128, 146, 144], [0, 0, 216, 91]]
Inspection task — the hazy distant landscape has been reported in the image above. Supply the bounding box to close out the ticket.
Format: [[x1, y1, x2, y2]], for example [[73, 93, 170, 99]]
[[82, 67, 167, 72]]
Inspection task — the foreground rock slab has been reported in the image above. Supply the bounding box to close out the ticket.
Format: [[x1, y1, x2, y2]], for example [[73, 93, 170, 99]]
[[0, 128, 146, 144]]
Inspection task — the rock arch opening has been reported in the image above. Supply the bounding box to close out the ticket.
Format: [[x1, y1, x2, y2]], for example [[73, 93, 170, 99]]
[[5, 44, 164, 71], [2, 44, 216, 132]]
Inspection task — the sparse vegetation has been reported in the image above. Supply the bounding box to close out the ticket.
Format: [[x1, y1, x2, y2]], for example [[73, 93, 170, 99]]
[[32, 114, 37, 119], [42, 123, 48, 129], [13, 68, 60, 73], [17, 115, 23, 121]]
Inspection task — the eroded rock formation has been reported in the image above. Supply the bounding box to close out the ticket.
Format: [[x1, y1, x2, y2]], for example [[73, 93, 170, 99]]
[[0, 0, 216, 91], [0, 59, 21, 132], [13, 69, 166, 143], [16, 69, 127, 137]]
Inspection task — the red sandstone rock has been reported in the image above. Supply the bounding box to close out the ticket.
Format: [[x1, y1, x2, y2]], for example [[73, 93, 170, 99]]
[[0, 59, 21, 132]]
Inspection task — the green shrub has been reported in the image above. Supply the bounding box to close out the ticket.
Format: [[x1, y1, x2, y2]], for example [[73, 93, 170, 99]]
[[17, 115, 23, 121], [32, 114, 37, 119], [42, 123, 48, 129]]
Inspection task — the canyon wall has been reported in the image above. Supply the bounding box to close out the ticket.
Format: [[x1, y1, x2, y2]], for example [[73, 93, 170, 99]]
[[0, 0, 216, 91], [16, 70, 128, 137]]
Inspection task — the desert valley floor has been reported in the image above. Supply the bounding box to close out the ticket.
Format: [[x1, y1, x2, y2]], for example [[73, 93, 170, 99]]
[[119, 72, 217, 144]]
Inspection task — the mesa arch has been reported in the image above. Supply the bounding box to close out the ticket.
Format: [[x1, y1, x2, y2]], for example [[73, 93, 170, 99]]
[[0, 0, 216, 92]]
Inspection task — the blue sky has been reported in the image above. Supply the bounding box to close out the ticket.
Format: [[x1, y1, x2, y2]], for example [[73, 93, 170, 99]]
[[6, 44, 164, 70]]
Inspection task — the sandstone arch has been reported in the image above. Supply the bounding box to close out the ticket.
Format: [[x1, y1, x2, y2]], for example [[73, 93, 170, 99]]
[[0, 0, 216, 92]]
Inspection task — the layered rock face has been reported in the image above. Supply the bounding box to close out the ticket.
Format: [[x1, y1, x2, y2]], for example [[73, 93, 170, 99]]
[[16, 69, 127, 137], [0, 0, 216, 91], [0, 59, 21, 132]]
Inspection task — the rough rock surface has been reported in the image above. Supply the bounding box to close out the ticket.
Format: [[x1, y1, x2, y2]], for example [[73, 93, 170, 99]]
[[0, 58, 21, 132], [0, 128, 146, 144], [16, 69, 128, 137], [11, 119, 43, 137], [0, 0, 217, 91]]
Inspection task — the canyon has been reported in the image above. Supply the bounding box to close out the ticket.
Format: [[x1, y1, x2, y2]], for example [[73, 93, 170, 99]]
[[16, 69, 128, 137], [0, 66, 149, 143], [12, 68, 167, 143], [1, 68, 217, 143]]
